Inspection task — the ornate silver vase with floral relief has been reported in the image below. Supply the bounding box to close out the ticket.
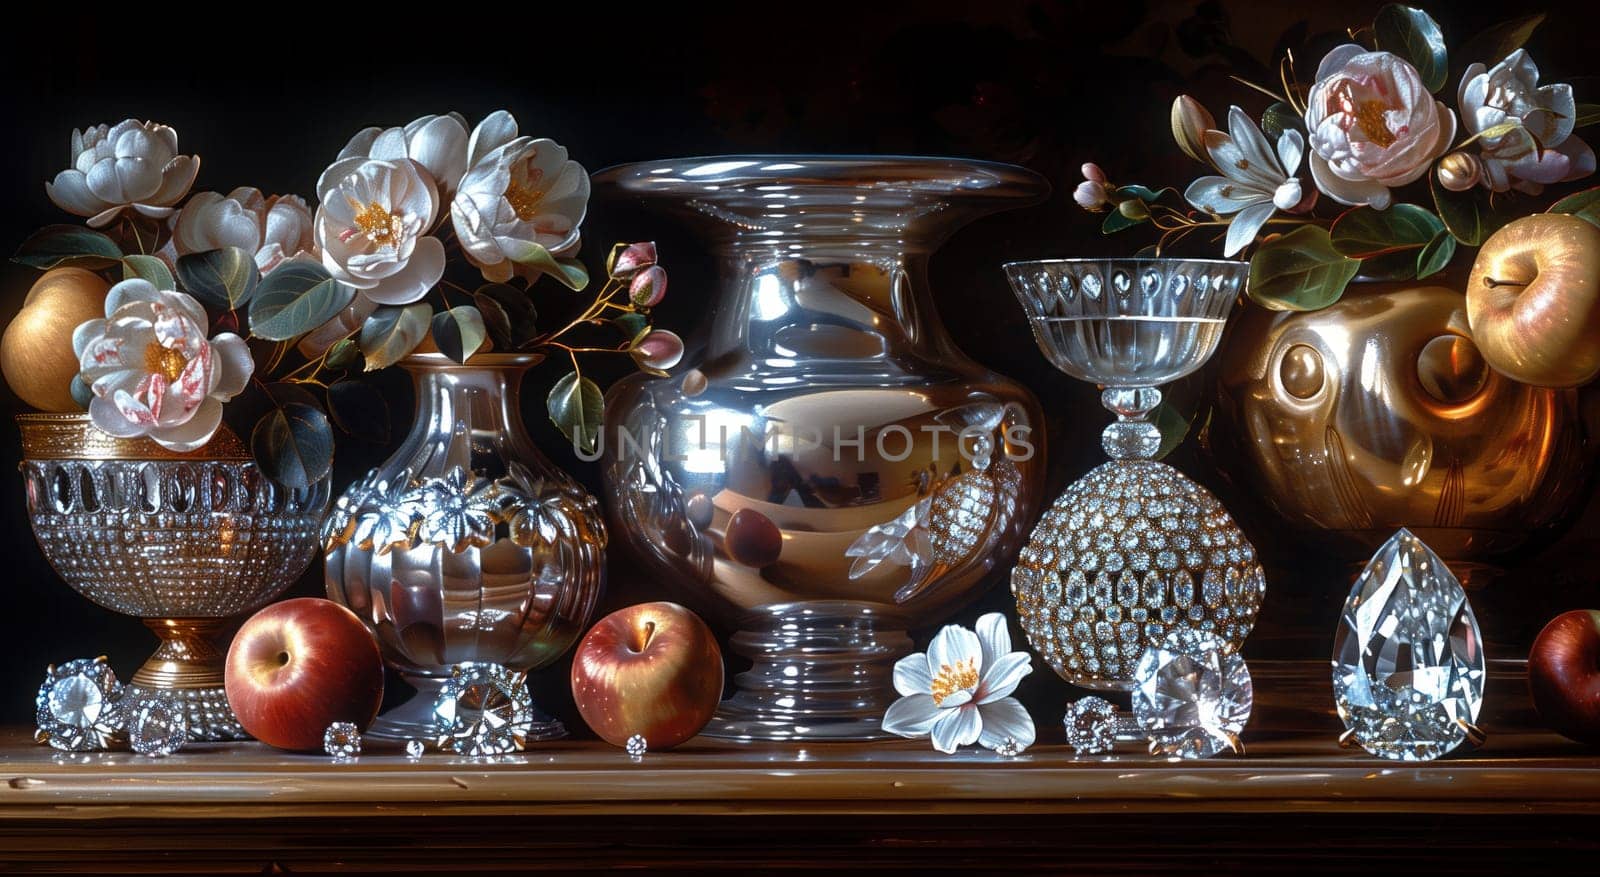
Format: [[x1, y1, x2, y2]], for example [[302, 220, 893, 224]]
[[594, 156, 1050, 741], [323, 352, 606, 741], [1003, 258, 1265, 691]]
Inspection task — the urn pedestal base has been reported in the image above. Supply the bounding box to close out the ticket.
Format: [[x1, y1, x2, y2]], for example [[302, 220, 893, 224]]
[[126, 617, 247, 742], [367, 673, 567, 743], [704, 602, 913, 743]]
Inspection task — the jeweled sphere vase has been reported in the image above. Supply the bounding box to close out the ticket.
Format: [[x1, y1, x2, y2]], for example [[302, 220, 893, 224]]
[[1003, 259, 1264, 690], [323, 353, 607, 741], [594, 156, 1050, 741], [19, 413, 329, 740]]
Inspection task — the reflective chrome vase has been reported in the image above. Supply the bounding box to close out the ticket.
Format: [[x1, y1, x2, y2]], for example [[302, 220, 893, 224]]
[[594, 156, 1049, 741], [19, 413, 329, 740], [323, 353, 607, 741]]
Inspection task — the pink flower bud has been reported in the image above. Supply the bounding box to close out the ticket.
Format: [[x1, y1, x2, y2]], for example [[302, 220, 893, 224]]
[[1074, 180, 1110, 211], [634, 329, 684, 371], [1081, 162, 1107, 184], [630, 265, 668, 307], [611, 241, 658, 277]]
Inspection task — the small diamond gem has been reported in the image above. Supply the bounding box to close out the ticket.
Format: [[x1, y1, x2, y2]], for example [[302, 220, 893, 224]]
[[35, 657, 123, 752], [405, 738, 426, 760], [625, 734, 648, 758], [993, 736, 1022, 757], [128, 693, 187, 758], [1132, 628, 1251, 759], [1063, 696, 1117, 754], [324, 722, 361, 761]]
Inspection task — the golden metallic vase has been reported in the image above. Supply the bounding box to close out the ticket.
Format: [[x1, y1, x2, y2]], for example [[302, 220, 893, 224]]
[[1207, 284, 1599, 580], [18, 413, 330, 740]]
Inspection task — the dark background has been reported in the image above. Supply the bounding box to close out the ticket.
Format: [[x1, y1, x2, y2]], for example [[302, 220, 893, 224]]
[[0, 0, 1594, 732]]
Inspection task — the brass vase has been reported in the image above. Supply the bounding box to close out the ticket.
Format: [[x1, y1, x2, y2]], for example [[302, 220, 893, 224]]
[[594, 156, 1049, 741], [19, 413, 330, 740], [1206, 283, 1599, 584]]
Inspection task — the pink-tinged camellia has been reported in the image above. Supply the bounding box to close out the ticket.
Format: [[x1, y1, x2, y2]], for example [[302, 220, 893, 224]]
[[315, 158, 445, 306], [634, 329, 684, 371], [451, 111, 590, 284], [1304, 45, 1457, 209], [71, 279, 253, 451], [1459, 50, 1596, 195], [46, 120, 200, 228], [165, 187, 315, 273]]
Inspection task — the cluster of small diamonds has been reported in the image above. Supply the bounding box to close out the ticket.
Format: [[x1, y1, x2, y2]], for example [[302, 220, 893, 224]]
[[1010, 460, 1264, 686]]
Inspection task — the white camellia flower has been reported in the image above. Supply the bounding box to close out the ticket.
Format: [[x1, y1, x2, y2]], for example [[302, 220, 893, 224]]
[[881, 612, 1035, 754], [72, 279, 253, 452], [46, 120, 200, 228], [1185, 106, 1309, 257], [327, 113, 470, 203], [164, 187, 315, 273], [1459, 49, 1596, 194], [1304, 45, 1456, 209], [451, 110, 589, 284], [315, 158, 445, 306]]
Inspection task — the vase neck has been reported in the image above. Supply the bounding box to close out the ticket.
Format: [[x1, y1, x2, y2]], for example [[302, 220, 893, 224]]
[[397, 355, 539, 479]]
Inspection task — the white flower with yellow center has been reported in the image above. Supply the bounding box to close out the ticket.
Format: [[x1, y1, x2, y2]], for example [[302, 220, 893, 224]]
[[451, 110, 589, 284], [314, 157, 445, 306], [881, 612, 1035, 754], [72, 279, 252, 451]]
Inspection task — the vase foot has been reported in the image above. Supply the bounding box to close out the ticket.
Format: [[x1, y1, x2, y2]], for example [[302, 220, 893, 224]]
[[368, 674, 567, 743], [702, 602, 914, 742], [127, 617, 247, 741], [123, 683, 247, 742]]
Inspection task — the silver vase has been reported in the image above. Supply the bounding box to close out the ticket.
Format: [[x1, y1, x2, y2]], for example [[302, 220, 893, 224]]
[[594, 156, 1050, 741], [323, 352, 607, 741]]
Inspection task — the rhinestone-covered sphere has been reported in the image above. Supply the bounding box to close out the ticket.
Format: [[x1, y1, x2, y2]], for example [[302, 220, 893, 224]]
[[1063, 695, 1118, 754], [1010, 460, 1265, 689]]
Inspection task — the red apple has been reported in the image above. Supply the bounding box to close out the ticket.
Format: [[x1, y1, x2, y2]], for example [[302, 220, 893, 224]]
[[571, 601, 723, 749], [1529, 610, 1600, 746], [225, 598, 385, 751]]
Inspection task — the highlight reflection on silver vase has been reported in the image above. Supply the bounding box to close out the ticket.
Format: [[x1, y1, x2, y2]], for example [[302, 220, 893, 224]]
[[323, 353, 606, 741], [595, 156, 1049, 741], [1003, 259, 1265, 690]]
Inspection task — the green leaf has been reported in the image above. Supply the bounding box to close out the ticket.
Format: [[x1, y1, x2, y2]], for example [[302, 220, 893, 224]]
[[1374, 4, 1448, 93], [1457, 14, 1545, 70], [1102, 209, 1145, 234], [1355, 251, 1423, 281], [1112, 185, 1161, 203], [547, 370, 605, 455], [250, 402, 334, 489], [326, 381, 390, 444], [1416, 231, 1457, 279], [324, 338, 361, 370], [358, 303, 431, 371], [121, 254, 174, 290], [430, 306, 488, 364], [1549, 186, 1600, 229], [555, 258, 590, 291], [1247, 226, 1361, 311], [1431, 173, 1515, 245], [1261, 101, 1301, 141], [1330, 204, 1446, 259], [474, 283, 539, 347], [1576, 104, 1600, 129], [614, 312, 649, 343], [247, 261, 355, 341], [176, 247, 259, 311], [12, 225, 122, 270], [504, 240, 589, 290]]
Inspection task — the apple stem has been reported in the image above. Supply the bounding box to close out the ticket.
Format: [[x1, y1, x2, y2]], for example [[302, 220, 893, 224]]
[[633, 621, 657, 653], [1483, 277, 1529, 289]]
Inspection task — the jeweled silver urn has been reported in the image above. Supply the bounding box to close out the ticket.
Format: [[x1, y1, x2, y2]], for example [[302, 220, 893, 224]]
[[594, 156, 1050, 741], [323, 352, 606, 741]]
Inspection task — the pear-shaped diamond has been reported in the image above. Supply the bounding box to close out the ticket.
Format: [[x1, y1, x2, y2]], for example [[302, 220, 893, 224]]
[[1332, 529, 1484, 761]]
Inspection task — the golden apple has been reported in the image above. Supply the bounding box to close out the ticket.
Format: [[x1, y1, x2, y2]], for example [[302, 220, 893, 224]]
[[1466, 214, 1600, 388], [570, 601, 723, 749], [1, 267, 109, 411]]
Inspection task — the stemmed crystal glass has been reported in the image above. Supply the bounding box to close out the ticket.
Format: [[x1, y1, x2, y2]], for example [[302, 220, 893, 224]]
[[1001, 258, 1266, 697]]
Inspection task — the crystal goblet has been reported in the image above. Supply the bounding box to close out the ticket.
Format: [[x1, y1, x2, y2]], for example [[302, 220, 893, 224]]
[[1002, 258, 1265, 691]]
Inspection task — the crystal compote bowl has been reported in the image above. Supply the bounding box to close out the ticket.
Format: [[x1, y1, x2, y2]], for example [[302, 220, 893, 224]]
[[1002, 258, 1265, 692]]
